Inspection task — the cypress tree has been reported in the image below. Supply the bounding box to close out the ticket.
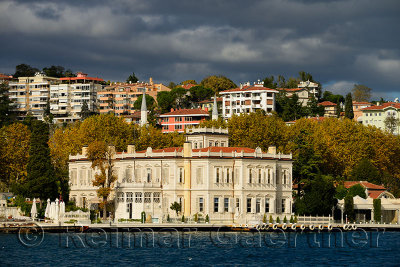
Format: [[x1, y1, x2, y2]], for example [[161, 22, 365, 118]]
[[344, 93, 354, 119], [25, 120, 58, 200]]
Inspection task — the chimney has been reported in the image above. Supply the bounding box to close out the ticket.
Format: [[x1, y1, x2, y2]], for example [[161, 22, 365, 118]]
[[267, 146, 276, 154], [127, 144, 135, 154], [183, 142, 192, 158], [82, 145, 88, 156], [149, 77, 153, 85], [170, 108, 174, 112]]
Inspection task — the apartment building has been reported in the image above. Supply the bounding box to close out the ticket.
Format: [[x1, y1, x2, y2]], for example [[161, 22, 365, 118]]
[[50, 72, 103, 123], [98, 78, 170, 116], [318, 101, 337, 117], [353, 101, 372, 122], [159, 108, 209, 133], [220, 81, 278, 119], [8, 72, 59, 119], [362, 102, 400, 134]]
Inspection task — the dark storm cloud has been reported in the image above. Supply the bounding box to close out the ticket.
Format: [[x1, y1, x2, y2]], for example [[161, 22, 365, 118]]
[[1, 0, 399, 98]]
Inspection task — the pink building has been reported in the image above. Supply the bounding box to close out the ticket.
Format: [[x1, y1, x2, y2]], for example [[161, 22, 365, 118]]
[[159, 108, 209, 133]]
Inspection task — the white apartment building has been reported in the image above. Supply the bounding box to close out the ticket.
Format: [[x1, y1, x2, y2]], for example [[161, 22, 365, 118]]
[[50, 72, 102, 123], [220, 81, 279, 119], [362, 102, 400, 134], [69, 127, 293, 224], [8, 72, 59, 119]]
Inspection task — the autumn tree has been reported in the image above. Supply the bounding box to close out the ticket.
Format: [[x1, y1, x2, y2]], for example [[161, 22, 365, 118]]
[[384, 113, 399, 134], [180, 80, 197, 85], [87, 140, 117, 219], [352, 84, 372, 102], [200, 75, 236, 94], [0, 123, 30, 191], [344, 93, 354, 119]]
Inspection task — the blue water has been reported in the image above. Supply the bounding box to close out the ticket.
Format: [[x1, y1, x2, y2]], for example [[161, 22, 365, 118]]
[[0, 229, 398, 266]]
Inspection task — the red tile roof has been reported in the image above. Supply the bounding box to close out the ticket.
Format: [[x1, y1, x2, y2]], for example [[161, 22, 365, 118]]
[[193, 147, 255, 153], [221, 86, 279, 93], [368, 190, 385, 199], [318, 101, 337, 106], [160, 108, 209, 117], [278, 88, 304, 92], [181, 84, 197, 90], [352, 101, 372, 106], [60, 76, 103, 82], [197, 97, 222, 104], [0, 73, 12, 79], [344, 181, 386, 190], [362, 102, 400, 111]]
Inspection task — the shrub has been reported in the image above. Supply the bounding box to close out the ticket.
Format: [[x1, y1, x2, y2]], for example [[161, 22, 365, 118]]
[[263, 214, 267, 223], [283, 216, 287, 223], [373, 199, 382, 223], [181, 215, 185, 222], [205, 214, 209, 223], [290, 215, 294, 223], [269, 215, 273, 223], [276, 217, 280, 223]]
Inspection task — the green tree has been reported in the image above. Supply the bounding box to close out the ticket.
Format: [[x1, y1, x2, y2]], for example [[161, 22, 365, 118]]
[[347, 184, 367, 199], [188, 85, 214, 103], [80, 101, 91, 121], [170, 201, 181, 216], [344, 195, 355, 222], [335, 184, 348, 200], [126, 72, 139, 83], [0, 81, 15, 127], [373, 199, 381, 222], [344, 93, 354, 119], [181, 80, 197, 85], [87, 140, 117, 219], [23, 120, 58, 200], [13, 64, 39, 78], [167, 82, 177, 89], [133, 94, 155, 110], [352, 84, 372, 102], [170, 87, 190, 108], [156, 91, 174, 113], [43, 99, 54, 124], [263, 76, 277, 88], [384, 113, 399, 134], [42, 65, 67, 78], [200, 75, 237, 94], [294, 174, 337, 216], [351, 158, 381, 184]]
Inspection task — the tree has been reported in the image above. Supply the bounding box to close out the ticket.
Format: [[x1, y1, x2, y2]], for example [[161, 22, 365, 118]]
[[188, 85, 214, 103], [373, 199, 381, 223], [133, 94, 155, 110], [347, 184, 367, 199], [335, 185, 348, 200], [344, 93, 354, 119], [344, 195, 355, 222], [181, 80, 197, 85], [305, 97, 324, 118], [294, 174, 337, 216], [170, 201, 181, 216], [167, 82, 177, 89], [384, 113, 399, 134], [263, 76, 277, 88], [87, 140, 117, 219], [126, 72, 138, 83], [352, 84, 371, 102], [156, 91, 174, 113], [0, 82, 14, 127], [23, 120, 58, 200], [42, 65, 66, 78], [43, 99, 54, 124], [170, 87, 190, 108], [200, 75, 236, 94], [13, 64, 39, 78], [0, 123, 30, 191], [351, 158, 381, 185], [80, 101, 91, 121]]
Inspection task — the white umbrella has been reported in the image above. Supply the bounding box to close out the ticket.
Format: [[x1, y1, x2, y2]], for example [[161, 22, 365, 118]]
[[55, 199, 60, 221], [45, 199, 50, 218], [50, 202, 55, 220], [59, 201, 65, 220], [30, 198, 37, 220]]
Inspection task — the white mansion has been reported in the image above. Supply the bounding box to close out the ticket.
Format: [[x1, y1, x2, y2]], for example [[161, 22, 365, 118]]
[[69, 127, 293, 224]]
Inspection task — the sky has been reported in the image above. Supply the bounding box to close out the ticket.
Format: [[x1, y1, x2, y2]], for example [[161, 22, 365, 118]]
[[0, 0, 399, 100]]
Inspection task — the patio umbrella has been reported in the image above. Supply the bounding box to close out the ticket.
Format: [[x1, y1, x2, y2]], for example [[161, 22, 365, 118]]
[[55, 199, 60, 221], [59, 201, 65, 220], [30, 198, 37, 220], [49, 201, 55, 220], [45, 199, 50, 218]]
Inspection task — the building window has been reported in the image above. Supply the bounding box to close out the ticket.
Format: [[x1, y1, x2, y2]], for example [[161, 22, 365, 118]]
[[194, 142, 197, 149], [248, 169, 252, 183], [117, 192, 124, 202], [175, 125, 182, 130], [176, 117, 182, 122], [267, 169, 271, 184], [214, 198, 219, 212], [256, 198, 261, 213], [135, 192, 142, 203], [224, 198, 229, 212], [265, 198, 270, 213], [179, 168, 184, 183], [126, 192, 133, 203], [216, 168, 220, 183], [258, 169, 262, 183], [236, 198, 240, 211], [147, 168, 152, 183], [226, 169, 230, 183], [282, 199, 285, 213], [144, 192, 152, 203], [247, 198, 252, 213], [209, 141, 213, 147], [153, 192, 160, 203], [199, 197, 204, 212]]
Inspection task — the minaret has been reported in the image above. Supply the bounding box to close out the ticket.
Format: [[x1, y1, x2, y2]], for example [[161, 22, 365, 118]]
[[140, 91, 147, 126], [212, 95, 218, 120]]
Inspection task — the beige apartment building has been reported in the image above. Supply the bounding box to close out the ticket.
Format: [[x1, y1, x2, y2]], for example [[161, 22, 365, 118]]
[[98, 78, 170, 116], [69, 127, 293, 224], [8, 72, 59, 119]]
